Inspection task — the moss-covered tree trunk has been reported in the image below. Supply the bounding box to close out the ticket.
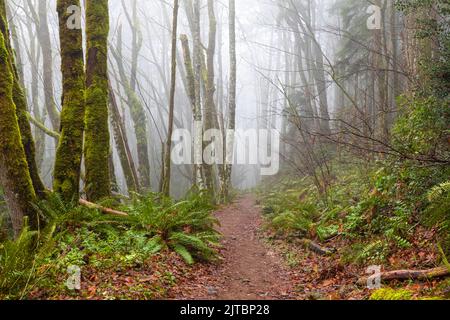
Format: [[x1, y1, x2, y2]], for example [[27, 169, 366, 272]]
[[84, 0, 111, 201], [0, 1, 46, 198], [38, 0, 60, 131], [110, 28, 151, 190], [109, 84, 140, 193], [0, 31, 38, 237], [53, 0, 86, 202]]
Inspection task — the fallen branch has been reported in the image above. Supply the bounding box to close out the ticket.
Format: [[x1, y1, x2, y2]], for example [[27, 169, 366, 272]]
[[299, 239, 336, 256], [79, 199, 129, 217], [357, 266, 450, 285]]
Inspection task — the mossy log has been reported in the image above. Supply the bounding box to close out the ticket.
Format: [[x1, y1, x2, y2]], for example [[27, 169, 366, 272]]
[[300, 238, 336, 256]]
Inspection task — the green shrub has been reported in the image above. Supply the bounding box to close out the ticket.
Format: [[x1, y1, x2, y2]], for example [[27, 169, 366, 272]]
[[127, 192, 221, 264]]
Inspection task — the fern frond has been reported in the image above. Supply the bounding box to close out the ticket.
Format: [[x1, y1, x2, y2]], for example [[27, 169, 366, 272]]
[[427, 181, 450, 202]]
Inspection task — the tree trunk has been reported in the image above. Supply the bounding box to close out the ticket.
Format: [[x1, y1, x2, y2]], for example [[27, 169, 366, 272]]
[[192, 0, 204, 188], [0, 1, 46, 198], [0, 29, 38, 237], [202, 0, 218, 200], [53, 0, 86, 202], [220, 0, 236, 202], [109, 85, 140, 194], [110, 28, 151, 190], [84, 0, 111, 201], [38, 0, 59, 131], [162, 0, 180, 196], [180, 34, 199, 186]]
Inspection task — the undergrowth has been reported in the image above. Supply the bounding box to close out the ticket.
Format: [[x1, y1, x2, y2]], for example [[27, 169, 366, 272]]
[[259, 157, 450, 266], [0, 191, 220, 299]]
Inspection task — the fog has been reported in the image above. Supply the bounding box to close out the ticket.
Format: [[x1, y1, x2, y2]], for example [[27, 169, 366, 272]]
[[7, 0, 399, 197]]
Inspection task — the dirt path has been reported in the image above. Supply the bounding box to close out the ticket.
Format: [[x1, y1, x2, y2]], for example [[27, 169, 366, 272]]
[[172, 195, 296, 300]]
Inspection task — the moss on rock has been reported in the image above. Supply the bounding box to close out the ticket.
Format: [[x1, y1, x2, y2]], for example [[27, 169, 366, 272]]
[[370, 288, 413, 300]]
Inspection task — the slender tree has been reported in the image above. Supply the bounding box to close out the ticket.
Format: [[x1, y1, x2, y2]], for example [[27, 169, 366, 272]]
[[84, 0, 111, 201], [38, 0, 60, 131], [110, 28, 151, 190], [220, 0, 237, 202], [109, 85, 140, 193], [162, 0, 180, 196]]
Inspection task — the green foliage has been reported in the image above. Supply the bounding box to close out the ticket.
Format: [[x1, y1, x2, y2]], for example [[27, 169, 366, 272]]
[[342, 240, 389, 265], [261, 154, 449, 265], [127, 192, 221, 264], [0, 190, 220, 298], [424, 181, 450, 254], [271, 211, 312, 235], [393, 96, 449, 162], [0, 223, 38, 298]]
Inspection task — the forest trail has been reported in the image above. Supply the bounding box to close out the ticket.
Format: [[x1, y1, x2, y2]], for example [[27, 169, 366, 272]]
[[172, 195, 296, 300]]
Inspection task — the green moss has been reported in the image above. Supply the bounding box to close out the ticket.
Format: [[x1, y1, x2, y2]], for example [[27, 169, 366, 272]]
[[0, 31, 37, 235], [0, 1, 45, 198], [125, 86, 150, 189], [369, 288, 413, 300], [84, 0, 111, 201], [53, 0, 86, 202]]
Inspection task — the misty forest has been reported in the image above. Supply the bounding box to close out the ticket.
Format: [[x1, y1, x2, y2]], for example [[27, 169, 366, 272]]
[[0, 0, 448, 300]]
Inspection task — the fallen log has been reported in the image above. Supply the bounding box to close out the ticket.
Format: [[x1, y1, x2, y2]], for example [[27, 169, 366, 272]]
[[79, 199, 129, 217], [357, 266, 450, 286]]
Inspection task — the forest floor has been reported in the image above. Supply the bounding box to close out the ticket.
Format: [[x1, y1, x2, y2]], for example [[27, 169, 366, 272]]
[[169, 194, 447, 300], [30, 194, 447, 300], [169, 194, 297, 300]]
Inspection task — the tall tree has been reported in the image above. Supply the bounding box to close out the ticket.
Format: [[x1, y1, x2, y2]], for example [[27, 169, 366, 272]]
[[84, 0, 111, 201], [162, 0, 180, 196], [109, 84, 140, 193], [191, 0, 204, 188], [110, 27, 150, 190], [220, 0, 237, 202], [38, 0, 60, 131], [202, 0, 218, 199], [53, 0, 86, 202], [0, 0, 45, 198], [0, 29, 37, 237]]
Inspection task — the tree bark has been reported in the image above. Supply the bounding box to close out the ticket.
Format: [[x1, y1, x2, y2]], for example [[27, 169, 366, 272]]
[[0, 1, 46, 198], [0, 28, 38, 237], [220, 0, 237, 202], [162, 0, 180, 196], [53, 0, 86, 202], [84, 0, 111, 201], [109, 84, 140, 194], [110, 28, 151, 190], [38, 0, 60, 131]]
